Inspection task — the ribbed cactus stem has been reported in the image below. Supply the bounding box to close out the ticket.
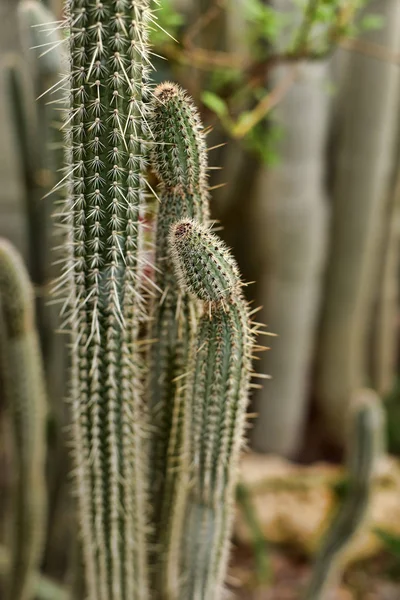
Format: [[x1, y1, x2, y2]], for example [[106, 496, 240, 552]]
[[304, 389, 385, 600], [151, 82, 210, 221], [60, 1, 152, 598], [148, 83, 210, 597], [0, 238, 47, 600], [169, 219, 255, 600]]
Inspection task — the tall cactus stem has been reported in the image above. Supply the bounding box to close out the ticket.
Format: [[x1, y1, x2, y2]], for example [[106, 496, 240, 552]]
[[148, 82, 210, 597], [304, 389, 385, 600], [58, 1, 153, 598], [0, 238, 47, 600], [169, 219, 256, 600]]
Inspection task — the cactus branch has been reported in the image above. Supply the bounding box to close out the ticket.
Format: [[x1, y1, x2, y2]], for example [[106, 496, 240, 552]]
[[304, 389, 385, 600], [148, 82, 210, 597], [0, 238, 47, 600], [170, 219, 255, 600]]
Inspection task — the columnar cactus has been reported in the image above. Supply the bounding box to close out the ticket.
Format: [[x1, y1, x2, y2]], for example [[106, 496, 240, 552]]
[[148, 83, 210, 593], [304, 389, 385, 600], [0, 238, 47, 600], [316, 0, 400, 444], [169, 219, 255, 600], [59, 1, 153, 598], [58, 2, 261, 596]]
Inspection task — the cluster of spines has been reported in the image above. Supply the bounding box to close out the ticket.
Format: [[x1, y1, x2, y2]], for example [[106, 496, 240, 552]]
[[59, 1, 154, 598], [147, 83, 210, 596], [169, 219, 256, 600], [0, 238, 47, 600], [304, 389, 385, 600]]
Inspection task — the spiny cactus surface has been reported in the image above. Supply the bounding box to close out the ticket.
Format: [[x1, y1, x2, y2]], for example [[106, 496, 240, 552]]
[[59, 1, 153, 598], [170, 219, 255, 600], [0, 238, 47, 600], [148, 83, 210, 596], [151, 82, 210, 221]]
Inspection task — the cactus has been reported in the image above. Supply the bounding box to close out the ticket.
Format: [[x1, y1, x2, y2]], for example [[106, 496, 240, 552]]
[[4, 0, 65, 329], [371, 171, 400, 397], [250, 0, 330, 457], [55, 0, 261, 596], [147, 83, 210, 593], [304, 389, 385, 600], [58, 1, 153, 598], [0, 238, 47, 600], [0, 545, 69, 600], [169, 218, 255, 600], [2, 6, 69, 572]]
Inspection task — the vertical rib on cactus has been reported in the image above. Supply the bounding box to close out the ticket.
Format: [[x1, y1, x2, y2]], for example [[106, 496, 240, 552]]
[[60, 1, 152, 598], [304, 389, 384, 600], [0, 238, 47, 600], [169, 219, 255, 600], [148, 82, 210, 597], [150, 83, 210, 222]]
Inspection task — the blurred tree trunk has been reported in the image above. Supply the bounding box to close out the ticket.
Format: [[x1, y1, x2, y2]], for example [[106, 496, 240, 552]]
[[315, 0, 400, 446], [251, 58, 330, 457]]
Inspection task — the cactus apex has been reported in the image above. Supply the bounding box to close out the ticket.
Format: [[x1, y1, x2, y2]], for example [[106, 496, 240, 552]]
[[169, 218, 242, 302], [151, 83, 209, 207]]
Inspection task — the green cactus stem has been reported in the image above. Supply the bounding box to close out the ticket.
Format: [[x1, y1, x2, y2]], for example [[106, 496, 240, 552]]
[[304, 389, 385, 600], [148, 83, 210, 595], [169, 218, 256, 600], [150, 82, 210, 222], [0, 545, 69, 600], [0, 238, 47, 600], [57, 1, 153, 598]]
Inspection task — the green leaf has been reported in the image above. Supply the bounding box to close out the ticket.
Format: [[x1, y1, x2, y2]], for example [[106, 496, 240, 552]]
[[375, 528, 400, 559], [201, 91, 228, 118], [360, 14, 385, 32]]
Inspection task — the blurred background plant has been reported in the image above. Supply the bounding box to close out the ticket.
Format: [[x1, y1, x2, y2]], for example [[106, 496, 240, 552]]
[[2, 0, 400, 598]]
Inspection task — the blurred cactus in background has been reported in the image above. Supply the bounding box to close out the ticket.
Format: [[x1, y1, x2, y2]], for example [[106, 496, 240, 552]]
[[304, 389, 385, 599], [0, 238, 47, 600], [316, 0, 400, 446], [251, 0, 331, 456], [147, 83, 210, 593]]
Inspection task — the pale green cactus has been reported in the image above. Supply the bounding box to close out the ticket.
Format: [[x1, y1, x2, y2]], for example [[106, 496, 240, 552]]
[[150, 82, 210, 221], [56, 2, 262, 597], [0, 238, 47, 600], [304, 389, 385, 600], [169, 218, 255, 600], [58, 1, 154, 598], [148, 83, 210, 595]]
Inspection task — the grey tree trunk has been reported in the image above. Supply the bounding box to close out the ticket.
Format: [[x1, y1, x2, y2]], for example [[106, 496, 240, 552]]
[[251, 59, 330, 457], [315, 0, 400, 445]]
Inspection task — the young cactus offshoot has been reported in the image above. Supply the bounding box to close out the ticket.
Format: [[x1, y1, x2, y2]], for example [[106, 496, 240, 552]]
[[148, 83, 210, 596], [170, 219, 256, 600], [149, 83, 209, 598]]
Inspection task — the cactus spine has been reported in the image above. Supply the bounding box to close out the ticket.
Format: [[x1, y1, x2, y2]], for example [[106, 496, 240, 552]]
[[148, 83, 210, 596], [0, 238, 47, 600], [60, 1, 152, 598], [170, 219, 255, 600], [304, 389, 384, 600]]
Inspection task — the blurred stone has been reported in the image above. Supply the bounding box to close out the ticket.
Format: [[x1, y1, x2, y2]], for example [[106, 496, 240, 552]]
[[235, 452, 400, 564]]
